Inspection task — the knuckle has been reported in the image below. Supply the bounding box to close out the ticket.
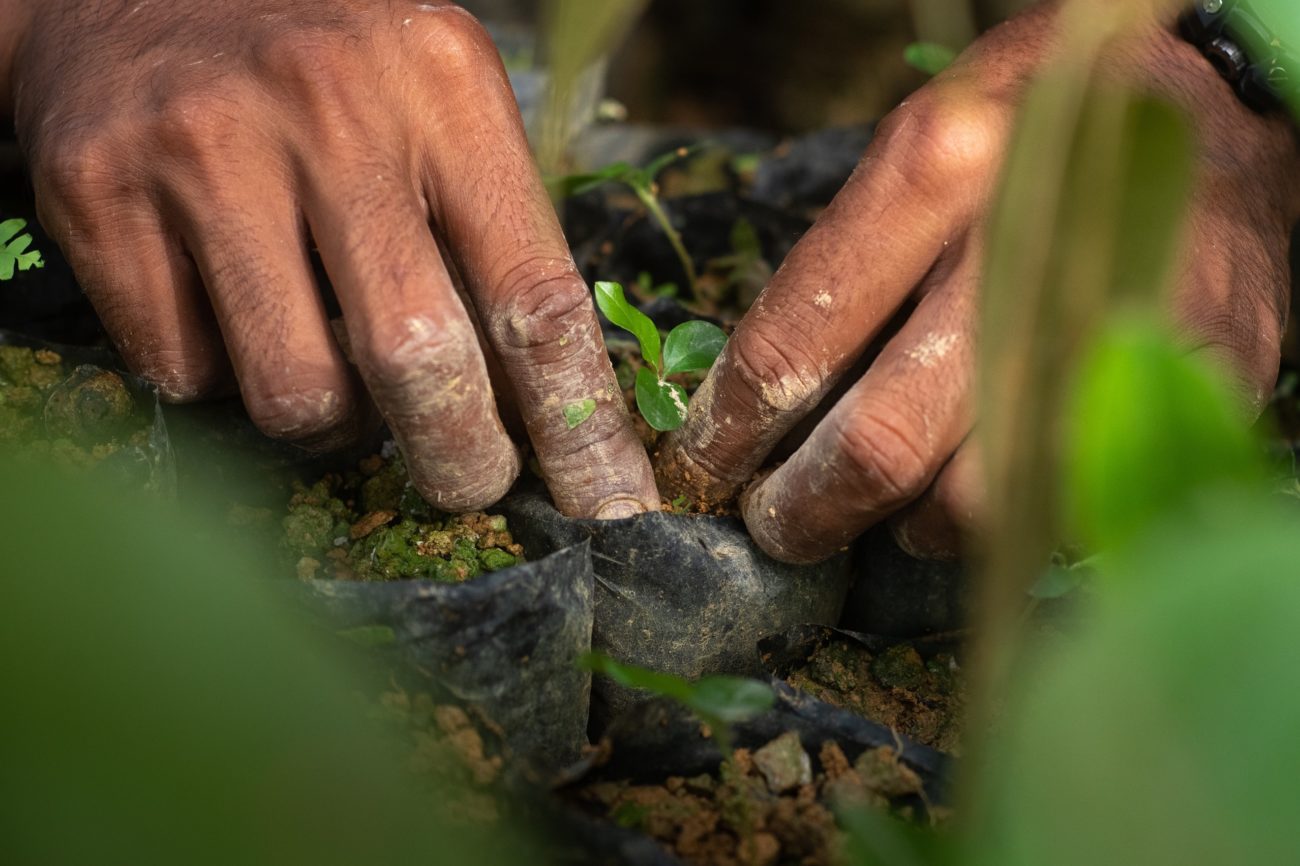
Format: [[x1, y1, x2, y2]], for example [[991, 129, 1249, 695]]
[[491, 262, 594, 352], [353, 312, 478, 397], [153, 87, 240, 163], [418, 6, 496, 71], [38, 132, 123, 210], [834, 404, 933, 504], [876, 97, 1000, 189], [729, 326, 824, 416], [252, 27, 351, 85]]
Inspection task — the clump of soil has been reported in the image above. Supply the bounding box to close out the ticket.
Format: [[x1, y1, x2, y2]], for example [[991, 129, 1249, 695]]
[[0, 344, 150, 468], [572, 732, 937, 866], [372, 686, 506, 823], [786, 640, 963, 755], [283, 445, 526, 583]]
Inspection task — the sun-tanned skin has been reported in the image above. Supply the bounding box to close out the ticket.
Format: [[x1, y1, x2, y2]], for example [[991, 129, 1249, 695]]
[[0, 0, 657, 519], [657, 2, 1300, 563], [0, 1, 1296, 551]]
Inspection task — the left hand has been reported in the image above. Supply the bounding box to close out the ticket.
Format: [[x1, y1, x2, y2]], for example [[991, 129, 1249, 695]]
[[655, 3, 1300, 564]]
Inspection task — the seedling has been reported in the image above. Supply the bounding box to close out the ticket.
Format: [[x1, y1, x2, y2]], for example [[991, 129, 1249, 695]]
[[594, 281, 726, 432], [579, 651, 774, 759], [0, 218, 44, 280], [903, 42, 956, 77], [549, 146, 703, 295]]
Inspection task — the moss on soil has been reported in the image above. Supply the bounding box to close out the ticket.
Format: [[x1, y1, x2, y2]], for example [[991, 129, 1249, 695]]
[[0, 345, 149, 468], [283, 447, 526, 583], [785, 639, 964, 755]]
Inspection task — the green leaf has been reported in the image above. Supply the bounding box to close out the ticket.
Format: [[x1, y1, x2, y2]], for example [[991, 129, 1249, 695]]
[[903, 42, 957, 76], [595, 281, 662, 372], [662, 320, 727, 376], [1064, 320, 1264, 555], [562, 398, 597, 429], [0, 218, 44, 281], [545, 162, 636, 199], [635, 366, 688, 432], [0, 218, 26, 244], [578, 651, 694, 703], [642, 142, 707, 182], [688, 676, 776, 724], [579, 651, 774, 726]]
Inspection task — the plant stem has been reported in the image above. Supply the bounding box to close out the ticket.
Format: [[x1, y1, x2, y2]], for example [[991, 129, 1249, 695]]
[[634, 185, 698, 297]]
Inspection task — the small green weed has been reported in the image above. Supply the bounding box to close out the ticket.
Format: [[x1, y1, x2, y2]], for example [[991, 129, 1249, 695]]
[[903, 42, 956, 76], [550, 146, 704, 294], [0, 218, 44, 280], [594, 281, 726, 431], [579, 650, 774, 758]]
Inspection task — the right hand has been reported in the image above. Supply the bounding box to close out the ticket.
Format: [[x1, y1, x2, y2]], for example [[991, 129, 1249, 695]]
[[2, 0, 658, 518]]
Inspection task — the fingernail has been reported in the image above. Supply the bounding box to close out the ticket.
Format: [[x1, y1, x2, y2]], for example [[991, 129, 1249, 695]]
[[594, 498, 646, 520]]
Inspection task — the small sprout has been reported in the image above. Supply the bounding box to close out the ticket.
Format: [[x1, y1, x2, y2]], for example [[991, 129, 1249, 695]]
[[563, 398, 598, 429], [595, 281, 727, 431], [548, 146, 706, 294], [579, 651, 775, 758], [904, 42, 957, 77], [0, 218, 44, 281]]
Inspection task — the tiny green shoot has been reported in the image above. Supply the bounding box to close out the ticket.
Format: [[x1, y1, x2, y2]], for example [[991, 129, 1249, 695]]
[[549, 146, 704, 294], [0, 218, 44, 281], [594, 281, 726, 432], [904, 42, 957, 77], [562, 398, 598, 430], [579, 650, 774, 758]]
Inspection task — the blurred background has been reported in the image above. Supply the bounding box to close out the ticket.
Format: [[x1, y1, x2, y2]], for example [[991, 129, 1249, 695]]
[[466, 0, 1037, 133]]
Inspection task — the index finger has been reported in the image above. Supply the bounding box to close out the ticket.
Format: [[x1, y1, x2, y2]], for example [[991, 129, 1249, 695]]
[[413, 8, 658, 519], [655, 104, 993, 505]]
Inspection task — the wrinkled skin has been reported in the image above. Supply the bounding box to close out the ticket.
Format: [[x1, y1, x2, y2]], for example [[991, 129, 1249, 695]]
[[2, 1, 1296, 549], [0, 0, 658, 519], [657, 2, 1300, 563]]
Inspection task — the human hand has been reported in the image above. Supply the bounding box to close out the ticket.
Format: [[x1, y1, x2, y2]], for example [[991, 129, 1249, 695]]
[[656, 2, 1300, 562], [3, 0, 657, 518]]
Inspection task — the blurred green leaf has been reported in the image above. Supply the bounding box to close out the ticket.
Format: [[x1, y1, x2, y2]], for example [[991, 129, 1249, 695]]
[[1064, 320, 1264, 554], [635, 365, 689, 431], [969, 494, 1300, 866], [0, 459, 525, 866], [662, 320, 727, 375], [903, 41, 957, 76], [687, 677, 776, 724], [579, 651, 774, 732], [595, 281, 662, 372]]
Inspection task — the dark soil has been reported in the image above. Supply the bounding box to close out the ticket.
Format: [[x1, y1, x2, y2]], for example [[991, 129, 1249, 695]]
[[785, 640, 964, 756]]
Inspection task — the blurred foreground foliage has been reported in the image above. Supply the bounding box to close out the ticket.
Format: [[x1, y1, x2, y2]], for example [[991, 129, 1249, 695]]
[[848, 0, 1300, 862], [0, 460, 529, 866]]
